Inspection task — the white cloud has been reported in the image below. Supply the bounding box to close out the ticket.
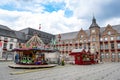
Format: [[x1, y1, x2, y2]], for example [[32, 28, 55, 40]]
[[65, 0, 113, 18], [0, 8, 86, 34], [0, 0, 120, 35], [103, 18, 120, 26]]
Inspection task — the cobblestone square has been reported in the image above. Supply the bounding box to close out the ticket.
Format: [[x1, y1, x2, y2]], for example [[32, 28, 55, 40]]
[[0, 62, 120, 80]]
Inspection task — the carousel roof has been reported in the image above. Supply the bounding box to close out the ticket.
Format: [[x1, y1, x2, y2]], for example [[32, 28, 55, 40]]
[[13, 48, 57, 52], [26, 34, 44, 46]]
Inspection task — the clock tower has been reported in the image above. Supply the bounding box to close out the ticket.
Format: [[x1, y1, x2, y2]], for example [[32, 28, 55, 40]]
[[89, 16, 100, 55]]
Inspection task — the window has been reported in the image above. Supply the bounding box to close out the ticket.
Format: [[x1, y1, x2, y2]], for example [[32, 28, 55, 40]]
[[111, 43, 114, 49], [3, 43, 7, 48], [88, 39, 90, 42], [118, 53, 120, 58], [92, 38, 96, 41], [80, 35, 83, 38], [100, 38, 103, 41], [117, 36, 120, 40], [66, 41, 68, 44], [76, 40, 79, 43], [100, 45, 103, 49], [84, 39, 86, 42], [105, 37, 108, 41], [83, 44, 86, 49], [10, 38, 14, 42], [66, 46, 68, 50], [105, 44, 108, 49], [4, 37, 8, 41], [101, 53, 104, 59], [80, 40, 82, 43], [108, 31, 111, 35], [75, 46, 78, 49], [106, 53, 109, 58], [112, 53, 115, 59], [70, 41, 72, 43], [110, 37, 114, 41], [118, 43, 120, 49], [9, 44, 13, 49]]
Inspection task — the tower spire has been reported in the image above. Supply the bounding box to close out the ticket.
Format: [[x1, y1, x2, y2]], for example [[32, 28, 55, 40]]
[[92, 15, 96, 23], [89, 16, 100, 29]]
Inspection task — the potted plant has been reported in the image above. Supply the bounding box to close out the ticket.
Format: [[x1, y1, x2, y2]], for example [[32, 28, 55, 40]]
[[61, 59, 65, 66]]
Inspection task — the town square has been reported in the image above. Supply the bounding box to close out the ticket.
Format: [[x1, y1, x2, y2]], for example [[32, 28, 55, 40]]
[[0, 62, 120, 80], [0, 0, 120, 80]]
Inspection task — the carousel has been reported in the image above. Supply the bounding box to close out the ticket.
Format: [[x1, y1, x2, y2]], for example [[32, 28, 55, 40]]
[[8, 34, 57, 69], [69, 48, 98, 65]]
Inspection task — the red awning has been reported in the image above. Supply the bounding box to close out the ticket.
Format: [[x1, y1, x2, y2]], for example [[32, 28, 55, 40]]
[[69, 52, 82, 55]]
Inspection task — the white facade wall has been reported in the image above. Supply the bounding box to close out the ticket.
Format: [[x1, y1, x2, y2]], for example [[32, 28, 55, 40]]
[[0, 36, 18, 59]]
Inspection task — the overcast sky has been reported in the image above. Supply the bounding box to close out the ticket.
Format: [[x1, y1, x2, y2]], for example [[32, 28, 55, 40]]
[[0, 0, 120, 34]]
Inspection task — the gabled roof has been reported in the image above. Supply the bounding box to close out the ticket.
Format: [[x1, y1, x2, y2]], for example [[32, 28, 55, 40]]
[[19, 27, 55, 44], [0, 25, 16, 38], [0, 24, 11, 30], [14, 31, 26, 43], [26, 34, 44, 46], [112, 24, 120, 33], [57, 24, 120, 40]]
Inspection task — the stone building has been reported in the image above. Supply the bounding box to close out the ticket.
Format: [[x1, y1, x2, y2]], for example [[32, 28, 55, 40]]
[[0, 26, 55, 60], [0, 25, 17, 60], [55, 17, 120, 62]]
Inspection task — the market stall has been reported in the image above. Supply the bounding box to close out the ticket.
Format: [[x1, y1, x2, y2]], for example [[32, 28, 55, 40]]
[[69, 49, 98, 65]]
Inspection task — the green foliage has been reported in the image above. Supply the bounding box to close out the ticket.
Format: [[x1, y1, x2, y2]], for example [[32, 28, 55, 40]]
[[61, 59, 65, 66]]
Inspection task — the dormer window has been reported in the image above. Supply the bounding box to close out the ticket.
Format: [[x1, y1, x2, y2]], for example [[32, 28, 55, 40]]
[[80, 35, 83, 38], [108, 31, 111, 35], [92, 37, 96, 41], [100, 38, 103, 41], [105, 37, 108, 41]]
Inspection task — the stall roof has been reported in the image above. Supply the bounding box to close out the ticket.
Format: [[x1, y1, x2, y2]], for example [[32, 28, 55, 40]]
[[70, 49, 90, 55]]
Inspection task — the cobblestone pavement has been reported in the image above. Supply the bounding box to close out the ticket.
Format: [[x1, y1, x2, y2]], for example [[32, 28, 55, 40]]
[[0, 62, 120, 80]]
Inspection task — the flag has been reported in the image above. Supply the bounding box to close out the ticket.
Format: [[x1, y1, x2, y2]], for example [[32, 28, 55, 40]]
[[58, 34, 61, 41], [0, 42, 2, 52], [39, 24, 41, 30], [0, 41, 2, 47]]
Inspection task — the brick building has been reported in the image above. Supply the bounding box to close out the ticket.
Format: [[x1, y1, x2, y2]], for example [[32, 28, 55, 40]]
[[55, 17, 120, 62]]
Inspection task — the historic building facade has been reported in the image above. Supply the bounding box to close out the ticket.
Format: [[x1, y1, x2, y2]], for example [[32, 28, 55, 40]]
[[1, 17, 120, 62], [0, 25, 55, 60], [0, 25, 17, 59], [55, 17, 120, 62]]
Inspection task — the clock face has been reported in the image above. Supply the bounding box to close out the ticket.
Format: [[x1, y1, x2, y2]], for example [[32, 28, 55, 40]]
[[92, 29, 95, 33]]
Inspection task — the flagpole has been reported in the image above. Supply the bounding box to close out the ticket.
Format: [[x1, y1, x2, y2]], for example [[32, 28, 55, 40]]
[[38, 24, 41, 39], [39, 24, 41, 30]]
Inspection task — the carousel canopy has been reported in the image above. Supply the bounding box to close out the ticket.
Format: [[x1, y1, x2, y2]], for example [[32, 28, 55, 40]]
[[26, 34, 44, 47], [12, 48, 58, 52]]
